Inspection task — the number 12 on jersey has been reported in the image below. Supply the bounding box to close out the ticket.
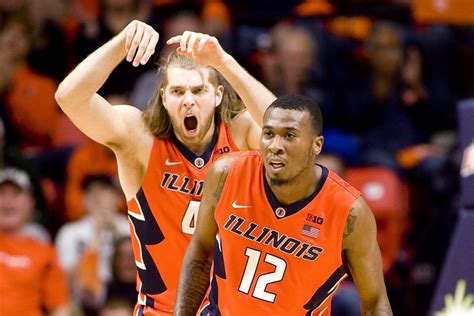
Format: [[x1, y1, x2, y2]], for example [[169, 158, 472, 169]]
[[238, 248, 287, 303]]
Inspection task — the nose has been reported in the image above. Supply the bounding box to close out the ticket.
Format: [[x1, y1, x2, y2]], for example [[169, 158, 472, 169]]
[[182, 89, 195, 108], [267, 135, 284, 154]]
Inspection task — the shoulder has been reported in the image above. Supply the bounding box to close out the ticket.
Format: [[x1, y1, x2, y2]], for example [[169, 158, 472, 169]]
[[325, 169, 361, 200], [110, 105, 153, 151], [18, 236, 57, 258], [342, 196, 377, 249], [208, 152, 240, 176]]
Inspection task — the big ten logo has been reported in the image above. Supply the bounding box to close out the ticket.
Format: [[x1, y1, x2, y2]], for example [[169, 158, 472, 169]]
[[215, 146, 230, 155], [306, 213, 324, 225]]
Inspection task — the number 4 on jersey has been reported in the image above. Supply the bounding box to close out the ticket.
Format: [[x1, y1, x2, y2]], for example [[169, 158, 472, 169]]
[[181, 201, 200, 234]]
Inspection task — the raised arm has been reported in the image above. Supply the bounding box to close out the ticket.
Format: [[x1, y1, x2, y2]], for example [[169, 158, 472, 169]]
[[55, 20, 159, 149], [174, 154, 236, 316], [342, 197, 393, 316]]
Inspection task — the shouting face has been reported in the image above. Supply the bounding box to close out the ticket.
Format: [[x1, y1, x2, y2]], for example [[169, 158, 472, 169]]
[[161, 66, 223, 149]]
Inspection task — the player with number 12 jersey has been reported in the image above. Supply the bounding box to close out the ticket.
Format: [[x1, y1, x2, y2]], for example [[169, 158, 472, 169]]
[[201, 151, 360, 315]]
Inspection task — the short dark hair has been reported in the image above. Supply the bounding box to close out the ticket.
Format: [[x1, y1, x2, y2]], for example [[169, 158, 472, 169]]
[[267, 94, 323, 135], [81, 174, 116, 192]]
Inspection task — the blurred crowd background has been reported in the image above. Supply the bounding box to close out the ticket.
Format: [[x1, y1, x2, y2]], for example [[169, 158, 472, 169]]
[[0, 0, 472, 315]]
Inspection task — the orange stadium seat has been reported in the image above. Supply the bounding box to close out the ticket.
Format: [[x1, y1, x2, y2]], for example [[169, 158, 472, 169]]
[[413, 0, 474, 24], [346, 167, 409, 274]]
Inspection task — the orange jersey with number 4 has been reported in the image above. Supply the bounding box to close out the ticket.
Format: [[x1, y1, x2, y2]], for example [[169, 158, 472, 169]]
[[127, 118, 239, 314], [201, 151, 360, 316]]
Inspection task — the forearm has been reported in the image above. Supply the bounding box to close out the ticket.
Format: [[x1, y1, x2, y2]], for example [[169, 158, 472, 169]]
[[174, 248, 212, 316], [215, 54, 276, 126], [56, 32, 126, 107]]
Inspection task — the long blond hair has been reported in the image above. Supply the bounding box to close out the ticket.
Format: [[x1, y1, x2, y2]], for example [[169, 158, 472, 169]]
[[142, 52, 245, 138]]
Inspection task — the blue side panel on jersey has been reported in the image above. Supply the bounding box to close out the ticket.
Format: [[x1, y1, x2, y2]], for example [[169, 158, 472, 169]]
[[303, 265, 346, 315], [136, 305, 144, 316], [213, 238, 226, 279], [130, 188, 167, 294], [203, 273, 222, 316], [203, 239, 226, 316]]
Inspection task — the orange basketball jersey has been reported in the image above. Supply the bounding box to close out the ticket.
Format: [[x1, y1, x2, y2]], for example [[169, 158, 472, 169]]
[[201, 151, 361, 315], [127, 118, 239, 314]]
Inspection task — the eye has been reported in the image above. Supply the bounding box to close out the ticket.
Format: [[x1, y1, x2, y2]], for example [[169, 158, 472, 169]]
[[171, 88, 183, 95], [192, 87, 203, 94], [286, 133, 296, 139], [263, 130, 273, 138]]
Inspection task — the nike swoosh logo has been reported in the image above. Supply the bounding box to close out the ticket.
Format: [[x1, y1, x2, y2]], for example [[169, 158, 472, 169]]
[[232, 201, 252, 209], [165, 159, 183, 166]]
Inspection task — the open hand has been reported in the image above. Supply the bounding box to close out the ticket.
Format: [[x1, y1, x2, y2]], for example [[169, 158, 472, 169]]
[[166, 31, 228, 68], [123, 20, 159, 67]]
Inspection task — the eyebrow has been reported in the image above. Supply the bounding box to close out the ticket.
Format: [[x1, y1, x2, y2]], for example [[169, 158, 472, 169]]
[[168, 84, 205, 90], [262, 125, 299, 131]]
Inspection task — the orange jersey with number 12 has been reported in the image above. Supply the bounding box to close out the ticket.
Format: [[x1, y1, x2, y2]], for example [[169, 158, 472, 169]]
[[127, 118, 239, 314], [201, 151, 361, 316]]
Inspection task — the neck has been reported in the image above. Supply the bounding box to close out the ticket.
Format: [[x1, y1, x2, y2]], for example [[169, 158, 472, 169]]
[[268, 164, 322, 205]]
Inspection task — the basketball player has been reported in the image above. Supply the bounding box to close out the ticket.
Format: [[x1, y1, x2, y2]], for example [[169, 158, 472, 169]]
[[55, 20, 275, 315], [174, 94, 392, 315]]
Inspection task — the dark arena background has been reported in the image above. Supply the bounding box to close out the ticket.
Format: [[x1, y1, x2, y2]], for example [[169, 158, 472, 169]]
[[0, 1, 472, 315]]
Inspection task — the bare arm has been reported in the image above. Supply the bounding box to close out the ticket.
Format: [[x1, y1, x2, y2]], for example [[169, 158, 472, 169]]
[[167, 33, 276, 149], [55, 20, 158, 149], [174, 154, 236, 315], [342, 197, 393, 316]]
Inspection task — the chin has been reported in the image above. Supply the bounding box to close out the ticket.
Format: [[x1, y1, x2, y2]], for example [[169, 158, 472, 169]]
[[269, 176, 290, 187]]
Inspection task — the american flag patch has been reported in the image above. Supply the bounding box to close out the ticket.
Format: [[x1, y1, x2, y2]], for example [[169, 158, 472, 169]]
[[301, 224, 320, 238]]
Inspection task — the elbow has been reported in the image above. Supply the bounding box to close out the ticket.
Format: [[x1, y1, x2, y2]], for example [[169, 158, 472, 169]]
[[55, 82, 78, 110], [54, 83, 69, 109]]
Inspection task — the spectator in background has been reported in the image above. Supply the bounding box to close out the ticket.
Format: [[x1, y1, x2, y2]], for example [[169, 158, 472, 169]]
[[0, 12, 60, 154], [0, 167, 70, 316], [335, 21, 453, 173], [98, 297, 134, 316], [264, 23, 325, 103], [105, 237, 138, 307], [55, 174, 129, 314], [0, 117, 50, 227], [64, 95, 127, 221], [25, 0, 70, 82]]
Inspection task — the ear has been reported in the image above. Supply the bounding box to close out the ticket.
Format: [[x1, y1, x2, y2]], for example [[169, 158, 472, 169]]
[[215, 85, 224, 107], [312, 135, 324, 156], [160, 88, 168, 110]]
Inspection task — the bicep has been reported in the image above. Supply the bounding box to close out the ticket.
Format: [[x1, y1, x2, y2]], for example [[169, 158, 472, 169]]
[[229, 111, 261, 150], [60, 93, 143, 149], [343, 198, 389, 310]]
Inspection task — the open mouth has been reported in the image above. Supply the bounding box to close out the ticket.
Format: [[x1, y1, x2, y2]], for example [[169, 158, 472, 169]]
[[184, 115, 198, 134], [269, 160, 286, 171]]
